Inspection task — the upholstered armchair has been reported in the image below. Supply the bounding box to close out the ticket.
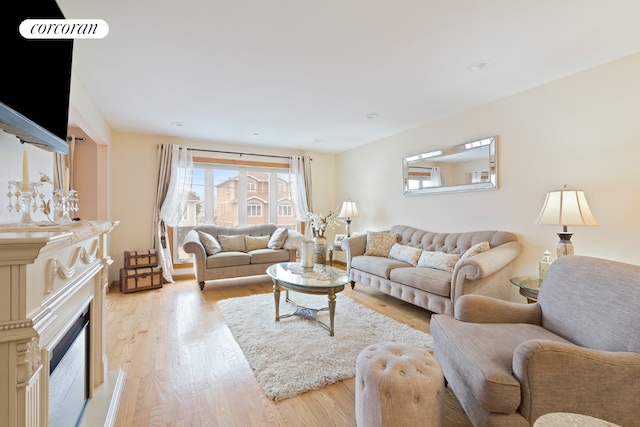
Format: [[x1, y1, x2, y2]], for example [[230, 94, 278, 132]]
[[430, 255, 640, 426]]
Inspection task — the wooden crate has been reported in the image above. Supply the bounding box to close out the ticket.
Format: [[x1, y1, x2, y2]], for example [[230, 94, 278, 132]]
[[120, 266, 163, 293], [124, 249, 158, 269]]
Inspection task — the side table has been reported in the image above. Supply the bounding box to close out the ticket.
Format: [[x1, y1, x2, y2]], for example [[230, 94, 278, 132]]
[[510, 276, 542, 303], [328, 243, 343, 266]]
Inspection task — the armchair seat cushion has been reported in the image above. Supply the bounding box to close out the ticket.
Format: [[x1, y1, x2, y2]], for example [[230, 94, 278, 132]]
[[431, 314, 573, 414], [205, 252, 250, 268], [351, 255, 410, 279], [390, 267, 451, 297]]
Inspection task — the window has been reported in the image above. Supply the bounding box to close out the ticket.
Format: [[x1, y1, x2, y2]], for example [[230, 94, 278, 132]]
[[278, 202, 293, 217], [247, 202, 262, 217], [173, 161, 297, 262]]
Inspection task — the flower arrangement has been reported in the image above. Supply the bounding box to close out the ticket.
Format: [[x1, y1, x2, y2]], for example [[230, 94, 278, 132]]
[[305, 206, 344, 237]]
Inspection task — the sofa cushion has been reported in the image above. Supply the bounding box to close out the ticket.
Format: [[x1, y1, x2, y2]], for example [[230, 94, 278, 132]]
[[388, 243, 422, 266], [268, 227, 289, 249], [198, 231, 221, 255], [219, 235, 247, 252], [431, 314, 573, 414], [417, 251, 460, 272], [249, 248, 291, 264], [245, 235, 270, 251], [352, 255, 410, 279], [283, 230, 306, 251], [458, 241, 490, 264], [206, 251, 251, 268], [390, 267, 451, 297], [364, 231, 399, 257]]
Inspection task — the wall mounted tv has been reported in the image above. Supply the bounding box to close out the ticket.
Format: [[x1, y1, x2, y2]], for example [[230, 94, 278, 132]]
[[0, 0, 73, 154]]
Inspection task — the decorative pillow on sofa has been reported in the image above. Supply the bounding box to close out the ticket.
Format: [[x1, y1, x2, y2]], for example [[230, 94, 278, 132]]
[[244, 235, 270, 251], [417, 251, 461, 272], [268, 227, 289, 249], [198, 231, 222, 256], [283, 229, 306, 251], [218, 235, 247, 252], [458, 241, 490, 263], [388, 243, 422, 266], [364, 231, 399, 257]]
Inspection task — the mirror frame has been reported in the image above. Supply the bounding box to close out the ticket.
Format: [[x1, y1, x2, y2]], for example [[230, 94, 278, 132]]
[[402, 136, 497, 196]]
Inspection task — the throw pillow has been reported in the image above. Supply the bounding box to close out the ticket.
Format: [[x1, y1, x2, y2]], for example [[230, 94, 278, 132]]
[[417, 251, 461, 272], [283, 229, 306, 251], [218, 235, 247, 252], [197, 231, 221, 256], [458, 241, 491, 264], [268, 227, 289, 249], [364, 231, 399, 257], [388, 243, 422, 266], [244, 235, 270, 251]]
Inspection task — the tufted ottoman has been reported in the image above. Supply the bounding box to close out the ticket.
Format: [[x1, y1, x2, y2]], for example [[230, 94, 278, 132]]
[[355, 342, 444, 427]]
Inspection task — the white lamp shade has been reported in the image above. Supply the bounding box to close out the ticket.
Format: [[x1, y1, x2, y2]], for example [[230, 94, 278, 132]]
[[339, 200, 360, 219], [535, 189, 598, 226]]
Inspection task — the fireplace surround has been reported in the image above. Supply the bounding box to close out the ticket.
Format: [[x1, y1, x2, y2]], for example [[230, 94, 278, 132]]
[[0, 220, 119, 427]]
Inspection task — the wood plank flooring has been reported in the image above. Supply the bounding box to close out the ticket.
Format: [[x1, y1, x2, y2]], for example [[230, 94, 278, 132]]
[[106, 276, 473, 426]]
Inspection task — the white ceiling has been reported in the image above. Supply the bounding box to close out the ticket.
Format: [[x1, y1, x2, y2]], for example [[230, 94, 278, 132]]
[[57, 0, 640, 154]]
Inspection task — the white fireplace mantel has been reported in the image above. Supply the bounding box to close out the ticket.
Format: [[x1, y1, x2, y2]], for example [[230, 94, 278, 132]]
[[0, 220, 119, 427]]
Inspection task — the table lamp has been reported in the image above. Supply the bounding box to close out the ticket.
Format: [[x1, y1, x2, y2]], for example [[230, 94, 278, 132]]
[[535, 186, 598, 257], [339, 200, 359, 237]]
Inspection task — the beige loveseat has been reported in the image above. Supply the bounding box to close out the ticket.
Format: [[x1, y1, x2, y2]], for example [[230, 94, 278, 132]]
[[431, 255, 640, 426], [342, 225, 521, 315], [183, 224, 298, 290]]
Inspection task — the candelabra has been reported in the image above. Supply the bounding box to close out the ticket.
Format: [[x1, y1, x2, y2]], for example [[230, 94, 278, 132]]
[[7, 181, 46, 228], [52, 189, 79, 224]]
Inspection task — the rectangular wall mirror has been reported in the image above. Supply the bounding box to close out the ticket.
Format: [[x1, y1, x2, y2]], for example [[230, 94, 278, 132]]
[[403, 136, 497, 196]]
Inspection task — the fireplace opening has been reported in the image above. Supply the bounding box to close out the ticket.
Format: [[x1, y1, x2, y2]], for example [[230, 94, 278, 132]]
[[49, 306, 90, 427]]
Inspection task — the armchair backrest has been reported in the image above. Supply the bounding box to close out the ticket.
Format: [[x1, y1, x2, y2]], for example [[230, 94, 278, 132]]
[[538, 255, 640, 353]]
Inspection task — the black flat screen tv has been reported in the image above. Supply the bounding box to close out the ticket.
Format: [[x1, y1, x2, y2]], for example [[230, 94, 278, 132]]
[[0, 0, 73, 153]]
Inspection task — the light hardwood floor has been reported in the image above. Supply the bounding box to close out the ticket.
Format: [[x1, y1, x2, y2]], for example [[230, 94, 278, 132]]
[[106, 275, 473, 426]]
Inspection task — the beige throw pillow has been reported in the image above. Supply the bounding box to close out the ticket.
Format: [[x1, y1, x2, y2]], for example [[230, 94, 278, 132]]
[[458, 241, 491, 264], [268, 227, 289, 249], [388, 243, 422, 266], [364, 231, 399, 257], [218, 235, 247, 252], [198, 231, 221, 256], [244, 235, 270, 251], [417, 251, 461, 272]]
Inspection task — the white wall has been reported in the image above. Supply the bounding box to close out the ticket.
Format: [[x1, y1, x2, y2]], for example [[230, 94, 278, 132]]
[[335, 53, 640, 285]]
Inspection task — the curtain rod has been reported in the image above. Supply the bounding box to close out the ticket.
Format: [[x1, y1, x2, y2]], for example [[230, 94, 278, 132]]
[[186, 147, 293, 160]]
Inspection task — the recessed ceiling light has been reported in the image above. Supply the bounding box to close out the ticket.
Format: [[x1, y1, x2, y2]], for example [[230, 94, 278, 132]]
[[252, 131, 261, 136], [365, 113, 379, 119], [171, 121, 184, 127], [468, 61, 489, 71]]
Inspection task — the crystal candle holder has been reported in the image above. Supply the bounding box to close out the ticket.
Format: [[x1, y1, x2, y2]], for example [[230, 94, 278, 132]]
[[53, 190, 79, 225], [7, 181, 43, 228]]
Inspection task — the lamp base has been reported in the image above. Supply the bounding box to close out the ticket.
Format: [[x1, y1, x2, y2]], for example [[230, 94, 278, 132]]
[[556, 232, 574, 257], [345, 219, 352, 237]]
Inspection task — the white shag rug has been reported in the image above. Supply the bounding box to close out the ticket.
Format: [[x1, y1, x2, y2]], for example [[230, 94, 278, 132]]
[[217, 292, 434, 401]]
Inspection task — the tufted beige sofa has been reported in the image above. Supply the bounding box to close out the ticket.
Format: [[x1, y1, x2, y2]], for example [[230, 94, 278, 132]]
[[342, 225, 521, 315], [183, 224, 296, 290]]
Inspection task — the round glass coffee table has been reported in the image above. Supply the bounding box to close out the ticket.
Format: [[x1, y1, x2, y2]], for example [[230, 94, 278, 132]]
[[266, 262, 350, 336]]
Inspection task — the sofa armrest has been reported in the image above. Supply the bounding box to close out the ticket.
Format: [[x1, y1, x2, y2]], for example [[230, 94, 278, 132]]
[[513, 339, 640, 425], [183, 229, 206, 282], [341, 234, 367, 273], [455, 295, 542, 324], [453, 241, 522, 281]]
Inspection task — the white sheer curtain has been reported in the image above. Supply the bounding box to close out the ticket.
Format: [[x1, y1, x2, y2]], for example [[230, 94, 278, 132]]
[[289, 155, 314, 238], [152, 144, 193, 283], [430, 167, 443, 187]]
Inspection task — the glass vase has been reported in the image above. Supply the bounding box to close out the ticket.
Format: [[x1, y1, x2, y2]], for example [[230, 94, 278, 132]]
[[301, 241, 314, 268], [313, 235, 327, 265]]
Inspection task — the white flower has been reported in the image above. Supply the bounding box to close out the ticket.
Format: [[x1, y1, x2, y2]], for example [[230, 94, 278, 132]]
[[305, 206, 344, 236]]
